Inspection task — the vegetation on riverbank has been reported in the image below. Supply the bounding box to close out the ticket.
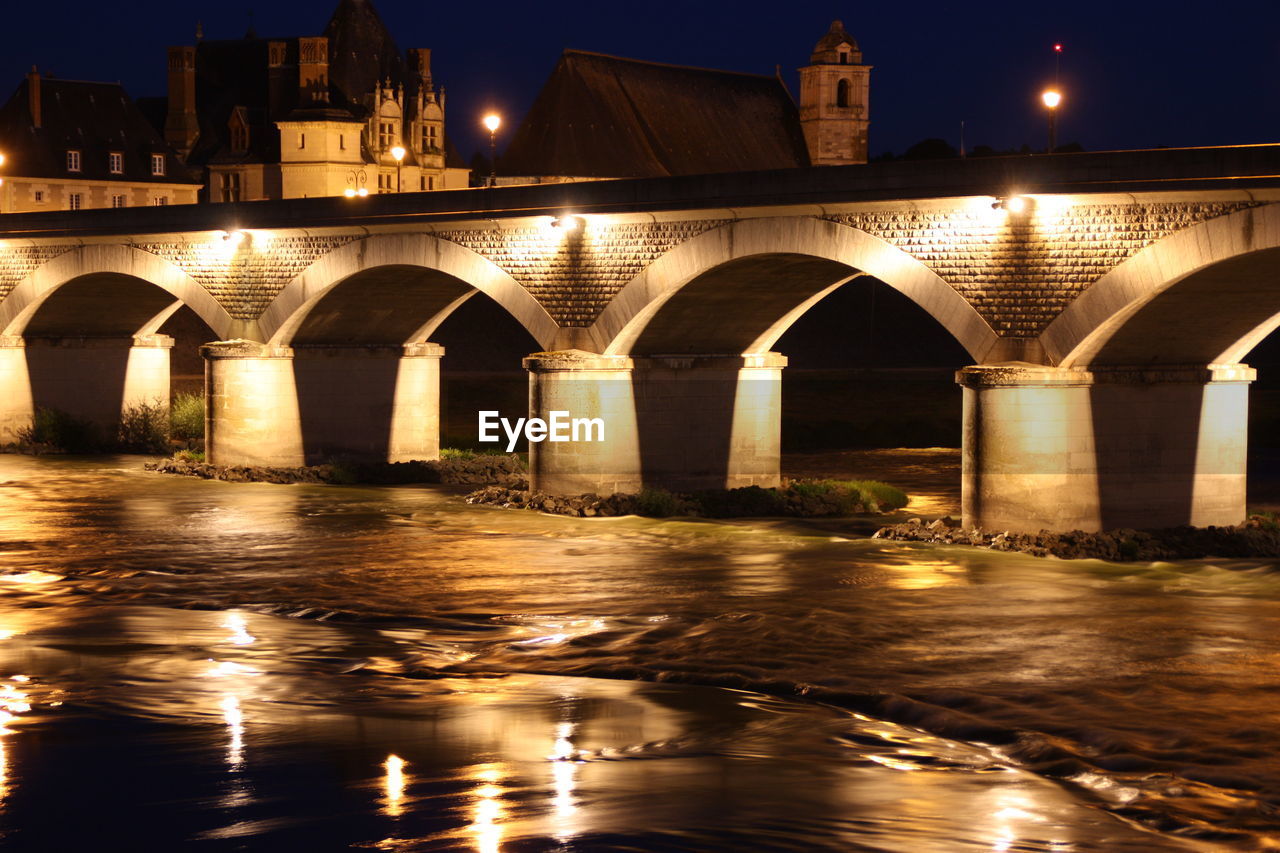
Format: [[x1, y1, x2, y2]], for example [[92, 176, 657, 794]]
[[874, 516, 1280, 561], [465, 478, 909, 519], [146, 449, 526, 486], [13, 403, 172, 454]]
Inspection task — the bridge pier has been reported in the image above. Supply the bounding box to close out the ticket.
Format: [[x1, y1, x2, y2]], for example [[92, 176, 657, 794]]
[[0, 334, 173, 443], [524, 350, 785, 496], [203, 341, 304, 467], [204, 341, 444, 467], [959, 363, 1254, 533]]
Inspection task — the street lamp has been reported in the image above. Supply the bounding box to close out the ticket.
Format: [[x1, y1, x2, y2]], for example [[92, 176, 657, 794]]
[[391, 145, 406, 193], [344, 169, 369, 198], [1041, 89, 1062, 153], [482, 113, 501, 187]]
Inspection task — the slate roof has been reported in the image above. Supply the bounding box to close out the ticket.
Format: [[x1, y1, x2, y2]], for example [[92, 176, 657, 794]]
[[498, 50, 811, 179], [324, 0, 406, 115], [185, 38, 284, 166], [0, 77, 195, 183]]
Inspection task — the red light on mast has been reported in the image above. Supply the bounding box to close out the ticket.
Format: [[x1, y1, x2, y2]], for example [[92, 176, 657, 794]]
[[1053, 43, 1063, 53]]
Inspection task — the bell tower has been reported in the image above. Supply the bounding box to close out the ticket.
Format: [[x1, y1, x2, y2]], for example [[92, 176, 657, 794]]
[[799, 20, 871, 165]]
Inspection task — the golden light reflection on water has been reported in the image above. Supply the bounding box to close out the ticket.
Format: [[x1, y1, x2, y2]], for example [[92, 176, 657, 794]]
[[383, 754, 407, 817], [467, 762, 508, 853], [221, 694, 244, 770], [879, 559, 968, 590], [549, 721, 579, 843], [224, 612, 255, 646]]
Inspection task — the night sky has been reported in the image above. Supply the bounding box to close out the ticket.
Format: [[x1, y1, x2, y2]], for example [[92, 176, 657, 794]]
[[3, 1, 1278, 163]]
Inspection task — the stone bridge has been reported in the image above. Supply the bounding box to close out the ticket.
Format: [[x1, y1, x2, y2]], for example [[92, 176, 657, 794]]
[[2, 145, 1279, 533]]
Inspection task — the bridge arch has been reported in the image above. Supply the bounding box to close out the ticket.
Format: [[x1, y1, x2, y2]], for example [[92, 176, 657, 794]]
[[1043, 203, 1280, 367], [590, 216, 998, 360], [0, 244, 236, 340], [261, 233, 558, 348]]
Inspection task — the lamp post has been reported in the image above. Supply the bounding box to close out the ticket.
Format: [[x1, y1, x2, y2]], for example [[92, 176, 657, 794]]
[[482, 113, 501, 188], [1041, 89, 1061, 153], [343, 169, 368, 198], [391, 145, 405, 193]]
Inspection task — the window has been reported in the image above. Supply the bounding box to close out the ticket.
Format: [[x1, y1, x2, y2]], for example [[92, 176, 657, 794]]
[[111, 194, 127, 208], [152, 196, 169, 206], [220, 172, 242, 203], [230, 124, 249, 153], [151, 154, 165, 176], [109, 152, 123, 174], [379, 121, 395, 150], [837, 79, 851, 108], [339, 134, 345, 150], [68, 193, 83, 210], [420, 176, 426, 191], [377, 172, 392, 193], [33, 191, 44, 203], [66, 150, 81, 172], [298, 133, 306, 150], [428, 175, 435, 190], [839, 51, 848, 65]]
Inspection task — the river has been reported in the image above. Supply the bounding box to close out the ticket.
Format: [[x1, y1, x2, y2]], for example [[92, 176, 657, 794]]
[[0, 453, 1274, 850]]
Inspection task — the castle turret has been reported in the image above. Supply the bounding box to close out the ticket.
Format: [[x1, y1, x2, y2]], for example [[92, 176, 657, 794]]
[[799, 20, 871, 165]]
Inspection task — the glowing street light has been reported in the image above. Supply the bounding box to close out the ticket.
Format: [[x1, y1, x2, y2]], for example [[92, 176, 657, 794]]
[[391, 145, 406, 193], [1041, 89, 1062, 153], [482, 114, 501, 188]]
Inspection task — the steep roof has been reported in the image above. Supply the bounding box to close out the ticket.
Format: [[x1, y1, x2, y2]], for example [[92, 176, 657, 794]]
[[324, 0, 406, 114], [0, 76, 194, 183], [498, 50, 810, 179], [185, 37, 287, 166]]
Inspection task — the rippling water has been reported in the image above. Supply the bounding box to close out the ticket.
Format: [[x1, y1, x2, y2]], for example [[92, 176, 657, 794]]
[[0, 454, 1274, 850]]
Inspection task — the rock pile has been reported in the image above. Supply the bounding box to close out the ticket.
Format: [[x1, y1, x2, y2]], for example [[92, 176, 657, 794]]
[[873, 516, 1280, 561], [464, 487, 639, 518]]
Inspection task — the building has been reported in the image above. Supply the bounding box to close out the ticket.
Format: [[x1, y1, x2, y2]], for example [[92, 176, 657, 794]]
[[165, 0, 468, 202], [799, 20, 871, 165], [0, 71, 201, 214], [497, 20, 871, 183]]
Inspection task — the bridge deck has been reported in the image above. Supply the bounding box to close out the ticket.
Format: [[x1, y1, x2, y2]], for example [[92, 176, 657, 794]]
[[1, 144, 1279, 240]]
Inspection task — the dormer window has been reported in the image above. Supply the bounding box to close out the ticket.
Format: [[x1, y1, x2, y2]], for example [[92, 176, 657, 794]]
[[839, 51, 848, 65], [151, 154, 165, 176], [109, 152, 123, 174], [66, 150, 81, 172], [379, 121, 397, 151], [229, 108, 250, 154]]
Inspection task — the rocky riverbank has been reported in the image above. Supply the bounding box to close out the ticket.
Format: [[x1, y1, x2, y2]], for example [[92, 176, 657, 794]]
[[874, 516, 1280, 561], [465, 478, 908, 519], [146, 453, 526, 487]]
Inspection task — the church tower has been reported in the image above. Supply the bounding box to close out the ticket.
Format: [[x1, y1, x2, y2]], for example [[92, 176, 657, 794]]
[[799, 20, 871, 165]]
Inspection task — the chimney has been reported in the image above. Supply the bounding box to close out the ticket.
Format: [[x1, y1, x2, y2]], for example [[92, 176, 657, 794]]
[[298, 37, 329, 106], [164, 46, 199, 156], [407, 48, 432, 91], [27, 67, 41, 128], [268, 40, 290, 120]]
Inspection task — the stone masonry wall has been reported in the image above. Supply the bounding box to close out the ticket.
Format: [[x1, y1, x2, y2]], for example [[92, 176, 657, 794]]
[[433, 220, 730, 326], [828, 202, 1260, 337], [0, 201, 1259, 335]]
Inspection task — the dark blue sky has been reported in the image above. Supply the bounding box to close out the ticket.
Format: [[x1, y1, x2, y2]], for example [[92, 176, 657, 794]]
[[4, 1, 1278, 161]]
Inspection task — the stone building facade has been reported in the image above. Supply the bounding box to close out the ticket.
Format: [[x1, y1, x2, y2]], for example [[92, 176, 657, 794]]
[[165, 0, 468, 202], [799, 20, 871, 165], [0, 71, 201, 214]]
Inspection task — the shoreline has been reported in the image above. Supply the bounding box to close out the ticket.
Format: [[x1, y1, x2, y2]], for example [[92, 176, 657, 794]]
[[875, 516, 1280, 561]]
